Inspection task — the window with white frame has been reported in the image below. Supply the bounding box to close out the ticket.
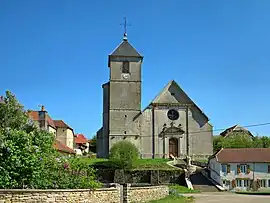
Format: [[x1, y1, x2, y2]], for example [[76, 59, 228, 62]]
[[236, 179, 242, 187], [260, 179, 266, 187], [240, 165, 247, 173], [243, 179, 249, 187]]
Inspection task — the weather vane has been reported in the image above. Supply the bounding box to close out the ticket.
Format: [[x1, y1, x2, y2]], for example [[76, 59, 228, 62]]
[[120, 17, 131, 40]]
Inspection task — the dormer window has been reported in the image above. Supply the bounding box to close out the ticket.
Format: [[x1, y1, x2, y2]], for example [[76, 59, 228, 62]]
[[122, 61, 130, 73]]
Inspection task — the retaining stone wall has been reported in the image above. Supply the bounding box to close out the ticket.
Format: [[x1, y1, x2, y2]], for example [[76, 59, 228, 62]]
[[126, 185, 169, 203], [0, 187, 121, 203], [0, 184, 169, 203]]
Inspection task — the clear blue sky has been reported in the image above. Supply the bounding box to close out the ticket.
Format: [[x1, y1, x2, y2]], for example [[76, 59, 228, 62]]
[[1, 0, 270, 138]]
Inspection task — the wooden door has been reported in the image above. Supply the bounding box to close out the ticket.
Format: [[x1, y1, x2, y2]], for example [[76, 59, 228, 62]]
[[169, 138, 178, 157]]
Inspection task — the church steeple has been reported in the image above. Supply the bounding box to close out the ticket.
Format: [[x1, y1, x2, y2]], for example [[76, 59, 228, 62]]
[[108, 18, 143, 67]]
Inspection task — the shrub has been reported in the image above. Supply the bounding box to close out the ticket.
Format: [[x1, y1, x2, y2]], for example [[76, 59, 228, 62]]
[[109, 140, 139, 169]]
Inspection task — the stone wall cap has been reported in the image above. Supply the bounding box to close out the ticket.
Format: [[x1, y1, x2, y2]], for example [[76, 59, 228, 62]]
[[0, 187, 118, 193], [130, 185, 168, 190]]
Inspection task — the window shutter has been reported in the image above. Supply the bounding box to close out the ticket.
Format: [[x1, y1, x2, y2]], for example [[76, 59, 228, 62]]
[[227, 165, 231, 173], [237, 165, 240, 174], [268, 165, 270, 173], [247, 165, 251, 174], [232, 179, 236, 188], [257, 179, 260, 188]]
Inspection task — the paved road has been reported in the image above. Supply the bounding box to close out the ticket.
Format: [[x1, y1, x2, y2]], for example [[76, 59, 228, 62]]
[[184, 192, 270, 203]]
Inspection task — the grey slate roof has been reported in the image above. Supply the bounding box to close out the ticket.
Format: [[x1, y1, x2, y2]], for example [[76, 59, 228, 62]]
[[110, 40, 142, 57]]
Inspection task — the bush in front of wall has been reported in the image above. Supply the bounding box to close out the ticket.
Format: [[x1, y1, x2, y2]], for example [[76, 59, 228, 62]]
[[109, 140, 139, 169]]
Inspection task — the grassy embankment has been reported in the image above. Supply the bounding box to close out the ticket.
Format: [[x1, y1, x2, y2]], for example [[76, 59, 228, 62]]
[[80, 158, 181, 170]]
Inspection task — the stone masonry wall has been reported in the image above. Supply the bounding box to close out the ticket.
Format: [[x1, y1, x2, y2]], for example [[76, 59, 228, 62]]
[[128, 185, 169, 203], [0, 187, 121, 203], [0, 185, 169, 203]]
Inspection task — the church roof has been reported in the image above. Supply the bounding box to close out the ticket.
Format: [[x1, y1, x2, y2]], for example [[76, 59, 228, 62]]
[[109, 39, 142, 57], [150, 80, 209, 121]]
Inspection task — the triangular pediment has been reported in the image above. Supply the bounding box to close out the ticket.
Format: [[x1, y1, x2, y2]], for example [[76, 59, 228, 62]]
[[110, 40, 142, 57], [151, 80, 209, 121], [152, 80, 193, 104]]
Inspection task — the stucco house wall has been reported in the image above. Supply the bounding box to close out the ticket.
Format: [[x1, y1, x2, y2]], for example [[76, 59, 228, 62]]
[[209, 157, 270, 191], [56, 128, 74, 149]]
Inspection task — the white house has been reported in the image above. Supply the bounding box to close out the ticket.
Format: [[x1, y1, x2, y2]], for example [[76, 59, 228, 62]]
[[208, 148, 270, 191]]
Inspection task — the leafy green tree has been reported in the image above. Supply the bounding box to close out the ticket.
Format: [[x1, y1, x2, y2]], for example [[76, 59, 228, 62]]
[[222, 132, 254, 148], [0, 91, 56, 188], [89, 135, 96, 153], [109, 140, 139, 169], [213, 132, 255, 152], [0, 91, 99, 189], [213, 136, 223, 152]]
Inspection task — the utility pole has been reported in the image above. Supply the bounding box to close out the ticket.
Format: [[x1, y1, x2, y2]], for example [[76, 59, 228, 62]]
[[152, 104, 155, 159], [186, 106, 189, 157]]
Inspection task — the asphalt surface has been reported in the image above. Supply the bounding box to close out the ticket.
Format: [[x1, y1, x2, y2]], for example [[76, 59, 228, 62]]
[[183, 192, 270, 203]]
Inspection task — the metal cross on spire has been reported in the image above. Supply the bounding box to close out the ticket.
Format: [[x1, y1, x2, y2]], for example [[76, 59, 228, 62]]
[[120, 17, 131, 40]]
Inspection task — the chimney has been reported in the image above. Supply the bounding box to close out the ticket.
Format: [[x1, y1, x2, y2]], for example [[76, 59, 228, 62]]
[[39, 105, 47, 129], [41, 105, 45, 111]]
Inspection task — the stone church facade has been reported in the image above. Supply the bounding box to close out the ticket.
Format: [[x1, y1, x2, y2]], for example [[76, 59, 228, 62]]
[[97, 36, 213, 159]]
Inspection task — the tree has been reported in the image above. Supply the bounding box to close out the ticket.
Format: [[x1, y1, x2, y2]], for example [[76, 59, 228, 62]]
[[109, 140, 139, 169], [213, 136, 223, 152], [0, 91, 56, 188], [89, 135, 96, 153], [0, 91, 99, 189], [213, 132, 255, 152], [222, 132, 254, 148]]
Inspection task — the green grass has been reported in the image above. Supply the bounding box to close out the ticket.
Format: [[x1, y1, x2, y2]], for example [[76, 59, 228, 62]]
[[132, 159, 180, 170], [145, 195, 194, 203], [169, 185, 200, 193], [79, 157, 108, 165], [78, 158, 181, 170]]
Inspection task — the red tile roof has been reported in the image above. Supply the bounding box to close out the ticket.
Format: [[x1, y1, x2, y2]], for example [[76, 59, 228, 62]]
[[214, 148, 270, 163], [54, 140, 75, 154], [75, 134, 88, 144], [53, 120, 73, 130], [28, 111, 56, 129]]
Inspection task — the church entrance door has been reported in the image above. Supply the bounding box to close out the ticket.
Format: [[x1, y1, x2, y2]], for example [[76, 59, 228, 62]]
[[169, 138, 178, 157]]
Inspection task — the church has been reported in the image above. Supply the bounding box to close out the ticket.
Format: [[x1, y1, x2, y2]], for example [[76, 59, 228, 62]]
[[96, 34, 213, 159]]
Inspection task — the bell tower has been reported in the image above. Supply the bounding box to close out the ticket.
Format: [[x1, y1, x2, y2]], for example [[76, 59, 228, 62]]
[[107, 31, 143, 149]]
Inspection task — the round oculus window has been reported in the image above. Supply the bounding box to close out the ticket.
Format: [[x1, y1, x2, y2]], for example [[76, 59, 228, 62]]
[[167, 109, 179, 120]]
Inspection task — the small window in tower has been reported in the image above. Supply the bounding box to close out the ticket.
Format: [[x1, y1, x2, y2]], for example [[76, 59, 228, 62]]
[[122, 61, 130, 73], [124, 131, 127, 134], [124, 115, 127, 118]]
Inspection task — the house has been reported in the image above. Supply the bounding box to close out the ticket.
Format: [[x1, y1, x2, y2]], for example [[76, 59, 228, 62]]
[[28, 106, 56, 135], [74, 134, 89, 155], [97, 33, 213, 159], [54, 140, 76, 155], [28, 106, 75, 155], [208, 148, 270, 191], [53, 120, 75, 150], [220, 125, 253, 138]]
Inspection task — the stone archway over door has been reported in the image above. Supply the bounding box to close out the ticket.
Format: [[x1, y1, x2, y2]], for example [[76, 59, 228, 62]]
[[169, 138, 178, 157]]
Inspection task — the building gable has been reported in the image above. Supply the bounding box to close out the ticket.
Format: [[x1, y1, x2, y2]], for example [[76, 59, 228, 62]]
[[151, 80, 209, 121]]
